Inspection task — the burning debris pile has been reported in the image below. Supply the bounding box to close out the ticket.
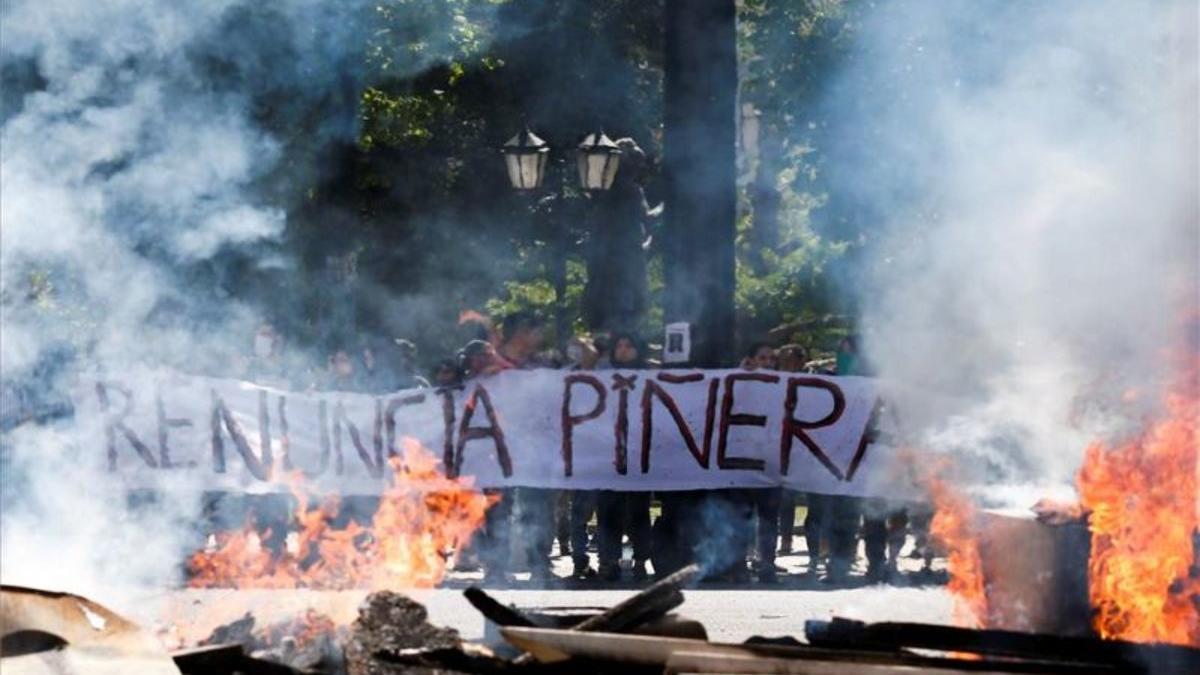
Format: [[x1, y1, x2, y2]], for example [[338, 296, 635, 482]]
[[8, 562, 1200, 675], [1077, 360, 1200, 646], [194, 609, 348, 673], [929, 354, 1200, 645], [187, 440, 495, 591]]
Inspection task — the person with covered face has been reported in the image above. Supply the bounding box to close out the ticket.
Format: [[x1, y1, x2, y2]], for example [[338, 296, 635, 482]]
[[431, 358, 463, 388], [594, 332, 654, 582], [739, 341, 785, 583], [453, 338, 512, 583], [498, 312, 561, 583]]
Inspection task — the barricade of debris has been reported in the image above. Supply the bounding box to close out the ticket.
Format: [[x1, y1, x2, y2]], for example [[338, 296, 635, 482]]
[[4, 565, 1198, 675]]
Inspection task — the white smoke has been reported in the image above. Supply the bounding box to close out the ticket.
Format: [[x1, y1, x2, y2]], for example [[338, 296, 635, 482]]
[[0, 0, 494, 601], [828, 0, 1198, 494]]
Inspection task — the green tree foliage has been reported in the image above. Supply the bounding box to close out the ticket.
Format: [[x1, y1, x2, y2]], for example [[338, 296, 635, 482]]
[[735, 0, 863, 353], [278, 0, 865, 364]]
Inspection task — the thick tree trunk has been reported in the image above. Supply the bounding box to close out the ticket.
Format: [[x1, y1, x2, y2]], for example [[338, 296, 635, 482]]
[[749, 125, 782, 269], [662, 0, 738, 367]]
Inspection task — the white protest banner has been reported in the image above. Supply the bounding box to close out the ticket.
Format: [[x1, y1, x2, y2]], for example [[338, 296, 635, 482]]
[[72, 368, 901, 496]]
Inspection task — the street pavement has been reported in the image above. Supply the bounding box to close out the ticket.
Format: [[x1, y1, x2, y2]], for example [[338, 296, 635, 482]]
[[133, 538, 956, 648]]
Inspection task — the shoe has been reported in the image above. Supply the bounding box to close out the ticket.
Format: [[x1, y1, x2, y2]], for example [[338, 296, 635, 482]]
[[598, 563, 620, 582], [631, 560, 650, 582], [483, 570, 508, 587], [572, 562, 597, 580], [758, 567, 779, 584]]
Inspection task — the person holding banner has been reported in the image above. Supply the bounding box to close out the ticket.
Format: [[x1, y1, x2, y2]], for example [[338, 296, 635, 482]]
[[594, 333, 654, 582], [774, 344, 808, 556], [497, 312, 560, 584], [742, 341, 785, 584], [456, 338, 517, 584]]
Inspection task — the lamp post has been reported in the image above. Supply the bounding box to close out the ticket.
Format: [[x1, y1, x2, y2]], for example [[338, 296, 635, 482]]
[[576, 128, 621, 192], [502, 127, 550, 190], [502, 125, 622, 353]]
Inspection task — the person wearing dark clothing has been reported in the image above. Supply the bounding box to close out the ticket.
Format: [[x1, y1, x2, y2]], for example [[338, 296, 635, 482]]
[[453, 339, 516, 583], [431, 358, 462, 388], [594, 333, 653, 581], [581, 139, 656, 335], [803, 491, 831, 574], [564, 336, 601, 579], [742, 342, 784, 583], [826, 335, 866, 582], [555, 491, 573, 560], [569, 490, 598, 578], [827, 333, 908, 583], [498, 312, 559, 583], [774, 344, 807, 555], [321, 343, 381, 530]]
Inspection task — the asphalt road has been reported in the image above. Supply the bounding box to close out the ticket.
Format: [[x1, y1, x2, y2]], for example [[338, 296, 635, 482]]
[[128, 544, 956, 648]]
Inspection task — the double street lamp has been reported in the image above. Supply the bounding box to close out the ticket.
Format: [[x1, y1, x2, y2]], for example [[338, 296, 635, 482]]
[[502, 126, 622, 192], [500, 125, 623, 351]]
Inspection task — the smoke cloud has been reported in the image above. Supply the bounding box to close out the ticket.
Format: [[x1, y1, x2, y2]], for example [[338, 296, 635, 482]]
[[0, 0, 495, 600], [822, 0, 1198, 494]]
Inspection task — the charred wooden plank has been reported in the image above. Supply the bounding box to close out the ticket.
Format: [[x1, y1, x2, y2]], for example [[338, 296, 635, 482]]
[[172, 642, 304, 675], [502, 627, 1103, 674], [464, 586, 538, 628], [666, 649, 1033, 675], [805, 618, 1200, 673], [572, 563, 700, 633], [373, 645, 517, 673]]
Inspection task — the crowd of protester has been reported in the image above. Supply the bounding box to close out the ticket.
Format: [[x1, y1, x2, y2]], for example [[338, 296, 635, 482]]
[[0, 308, 936, 588], [223, 310, 937, 588]]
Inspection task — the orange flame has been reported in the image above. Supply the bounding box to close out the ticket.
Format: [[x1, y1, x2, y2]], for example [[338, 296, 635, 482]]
[[187, 438, 496, 589], [927, 465, 989, 629], [1076, 357, 1200, 646]]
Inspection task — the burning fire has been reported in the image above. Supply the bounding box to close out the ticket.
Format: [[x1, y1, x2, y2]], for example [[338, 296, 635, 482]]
[[927, 466, 989, 629], [187, 438, 495, 589], [1076, 357, 1199, 646], [930, 347, 1199, 646]]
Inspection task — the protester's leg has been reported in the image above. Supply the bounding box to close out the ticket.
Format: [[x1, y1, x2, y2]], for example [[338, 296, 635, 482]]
[[596, 491, 623, 579], [555, 491, 572, 557], [755, 488, 782, 582], [826, 495, 859, 582], [479, 488, 512, 582], [570, 491, 596, 577], [652, 491, 691, 578], [908, 503, 934, 570], [861, 498, 889, 581], [626, 491, 653, 580], [803, 492, 828, 574], [778, 490, 797, 554], [886, 506, 909, 574], [516, 488, 556, 580]]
